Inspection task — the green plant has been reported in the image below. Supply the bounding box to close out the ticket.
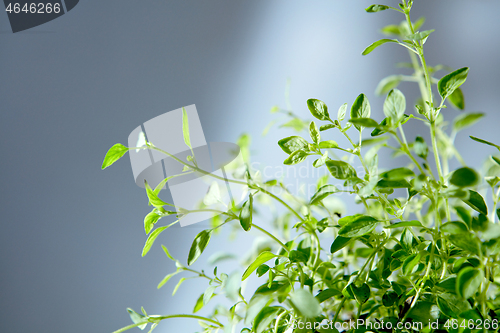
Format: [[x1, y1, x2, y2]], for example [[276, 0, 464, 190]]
[[103, 2, 500, 332]]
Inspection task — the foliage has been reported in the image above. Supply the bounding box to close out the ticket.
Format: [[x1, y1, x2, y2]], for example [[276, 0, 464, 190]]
[[103, 2, 500, 332]]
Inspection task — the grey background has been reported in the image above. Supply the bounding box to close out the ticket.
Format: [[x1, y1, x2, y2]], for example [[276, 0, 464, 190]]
[[1, 1, 499, 332]]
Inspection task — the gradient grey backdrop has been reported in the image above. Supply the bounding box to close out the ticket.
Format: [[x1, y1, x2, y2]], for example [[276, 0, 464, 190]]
[[1, 1, 499, 332]]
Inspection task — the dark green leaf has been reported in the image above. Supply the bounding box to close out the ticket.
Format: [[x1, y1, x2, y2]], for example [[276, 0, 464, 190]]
[[309, 121, 320, 144], [330, 236, 352, 253], [283, 149, 308, 165], [383, 89, 406, 124], [289, 289, 321, 318], [187, 230, 212, 265], [348, 118, 380, 128], [438, 67, 469, 99], [375, 75, 402, 96], [402, 253, 420, 275], [449, 167, 479, 187], [448, 87, 465, 110], [278, 136, 309, 154], [437, 293, 471, 317], [338, 215, 379, 238], [384, 220, 422, 229], [350, 94, 371, 130], [470, 136, 500, 151], [463, 190, 488, 215], [256, 264, 270, 277], [362, 39, 398, 55], [377, 179, 411, 188], [307, 99, 330, 121], [380, 167, 414, 180], [365, 4, 389, 12], [492, 156, 500, 166], [239, 194, 253, 231], [310, 185, 339, 205], [182, 107, 192, 149], [351, 283, 370, 304], [414, 136, 428, 159], [242, 251, 277, 281], [326, 160, 357, 180], [101, 143, 130, 170], [453, 113, 484, 132], [456, 267, 483, 299], [289, 250, 308, 263], [448, 233, 481, 256], [315, 289, 340, 303]]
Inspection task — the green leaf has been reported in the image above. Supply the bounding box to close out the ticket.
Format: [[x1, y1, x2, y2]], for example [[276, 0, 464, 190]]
[[448, 87, 465, 110], [406, 29, 434, 41], [350, 94, 371, 130], [157, 270, 180, 289], [289, 289, 322, 318], [330, 236, 352, 253], [310, 185, 339, 205], [337, 103, 348, 121], [309, 121, 320, 144], [256, 264, 270, 277], [365, 4, 389, 12], [242, 251, 277, 281], [463, 190, 488, 215], [449, 167, 479, 187], [145, 180, 170, 208], [182, 107, 192, 149], [127, 308, 148, 330], [470, 136, 500, 151], [338, 215, 379, 238], [381, 24, 400, 36], [193, 294, 204, 313], [351, 283, 370, 304], [320, 124, 336, 131], [142, 225, 170, 257], [203, 285, 216, 305], [348, 118, 380, 128], [187, 230, 212, 266], [377, 179, 411, 188], [307, 99, 330, 121], [239, 194, 253, 231], [326, 160, 357, 180], [438, 67, 469, 99], [441, 221, 469, 234], [380, 167, 414, 180], [253, 307, 281, 333], [382, 291, 398, 307], [456, 267, 483, 299], [283, 149, 308, 165], [101, 143, 130, 169], [172, 277, 187, 296], [383, 89, 406, 125], [492, 156, 500, 166], [278, 136, 309, 154], [319, 140, 338, 149], [437, 293, 471, 317], [313, 151, 328, 168], [497, 208, 500, 220], [316, 289, 340, 303], [361, 39, 398, 56], [414, 136, 428, 159], [448, 234, 480, 256], [144, 210, 161, 235], [375, 75, 402, 96], [453, 113, 484, 132], [402, 253, 420, 275], [384, 220, 423, 229], [280, 118, 307, 132]]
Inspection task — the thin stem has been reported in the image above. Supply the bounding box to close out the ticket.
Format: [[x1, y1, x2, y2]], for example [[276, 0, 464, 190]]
[[252, 223, 290, 254], [112, 314, 222, 333]]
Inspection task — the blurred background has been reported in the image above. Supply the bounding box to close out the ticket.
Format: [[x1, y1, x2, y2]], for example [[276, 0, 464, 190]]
[[1, 1, 499, 332]]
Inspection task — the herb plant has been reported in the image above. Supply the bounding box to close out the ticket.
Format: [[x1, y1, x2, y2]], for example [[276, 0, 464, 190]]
[[103, 1, 500, 332]]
